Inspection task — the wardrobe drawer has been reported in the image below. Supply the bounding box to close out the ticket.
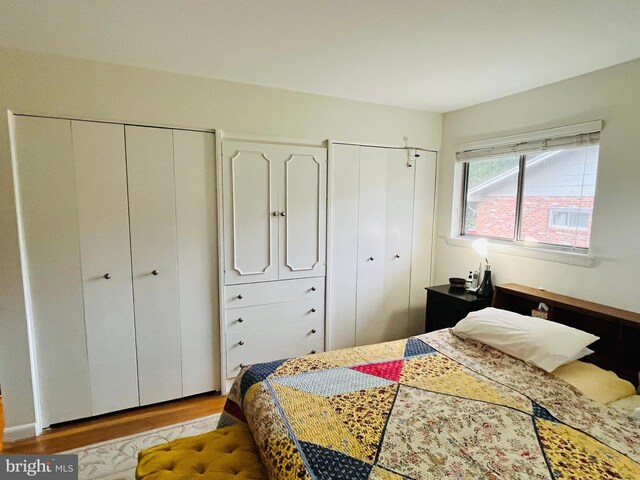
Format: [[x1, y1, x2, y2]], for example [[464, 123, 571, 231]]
[[226, 300, 324, 333], [226, 317, 324, 353], [225, 277, 324, 309], [226, 338, 325, 378]]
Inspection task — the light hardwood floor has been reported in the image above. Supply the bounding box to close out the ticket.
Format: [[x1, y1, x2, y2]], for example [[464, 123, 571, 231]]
[[0, 393, 225, 454]]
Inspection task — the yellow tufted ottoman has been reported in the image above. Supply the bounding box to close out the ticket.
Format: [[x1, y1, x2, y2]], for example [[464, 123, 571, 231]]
[[136, 423, 267, 480]]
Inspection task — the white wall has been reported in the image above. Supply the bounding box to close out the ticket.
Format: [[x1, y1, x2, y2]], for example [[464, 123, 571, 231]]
[[0, 46, 442, 432], [434, 58, 640, 313]]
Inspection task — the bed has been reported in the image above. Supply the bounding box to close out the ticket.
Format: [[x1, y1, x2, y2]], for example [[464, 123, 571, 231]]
[[218, 285, 640, 479]]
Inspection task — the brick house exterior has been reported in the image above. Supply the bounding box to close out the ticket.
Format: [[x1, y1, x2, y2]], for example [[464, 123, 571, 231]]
[[466, 147, 598, 248]]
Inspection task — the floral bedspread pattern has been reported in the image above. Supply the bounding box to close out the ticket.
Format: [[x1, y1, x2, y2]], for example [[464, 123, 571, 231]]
[[219, 330, 640, 479]]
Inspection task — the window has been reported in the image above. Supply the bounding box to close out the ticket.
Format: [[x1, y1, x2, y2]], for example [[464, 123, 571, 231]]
[[458, 123, 600, 252]]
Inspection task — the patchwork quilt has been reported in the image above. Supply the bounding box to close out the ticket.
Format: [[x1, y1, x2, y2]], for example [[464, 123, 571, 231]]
[[219, 330, 640, 479]]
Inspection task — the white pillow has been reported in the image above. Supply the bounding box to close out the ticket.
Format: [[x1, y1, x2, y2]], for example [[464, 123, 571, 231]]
[[452, 307, 599, 372]]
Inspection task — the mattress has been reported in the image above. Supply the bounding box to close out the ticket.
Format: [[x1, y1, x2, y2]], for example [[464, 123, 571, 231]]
[[219, 329, 640, 479]]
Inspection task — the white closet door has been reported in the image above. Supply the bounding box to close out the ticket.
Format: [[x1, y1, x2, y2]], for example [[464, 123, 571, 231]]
[[13, 116, 92, 427], [126, 126, 182, 406], [382, 149, 415, 340], [355, 147, 388, 346], [327, 144, 360, 350], [222, 141, 279, 285], [72, 121, 139, 415], [279, 146, 327, 280], [173, 130, 220, 396], [408, 151, 437, 336]]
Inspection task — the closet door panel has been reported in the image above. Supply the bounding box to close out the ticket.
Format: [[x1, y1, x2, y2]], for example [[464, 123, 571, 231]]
[[382, 149, 415, 340], [72, 121, 139, 415], [327, 144, 360, 350], [13, 116, 92, 427], [126, 126, 182, 406], [173, 130, 219, 396], [355, 147, 387, 347], [223, 141, 278, 284], [409, 151, 437, 336], [279, 146, 327, 280]]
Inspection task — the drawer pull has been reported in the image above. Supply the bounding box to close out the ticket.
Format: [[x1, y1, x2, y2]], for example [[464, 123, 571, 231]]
[[237, 294, 243, 300], [237, 318, 244, 323], [368, 257, 374, 261], [311, 329, 317, 334], [103, 273, 111, 279], [395, 254, 400, 259], [238, 340, 245, 346], [311, 308, 316, 313], [311, 286, 316, 291], [310, 350, 317, 354], [272, 212, 278, 217], [152, 269, 159, 276]]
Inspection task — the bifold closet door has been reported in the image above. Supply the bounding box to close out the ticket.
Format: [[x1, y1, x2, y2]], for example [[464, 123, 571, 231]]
[[381, 148, 415, 340], [125, 126, 182, 405], [13, 116, 92, 427], [173, 130, 220, 396], [72, 121, 139, 415], [355, 147, 415, 345]]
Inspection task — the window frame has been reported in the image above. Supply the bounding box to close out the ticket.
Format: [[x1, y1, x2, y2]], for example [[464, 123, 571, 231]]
[[459, 150, 596, 253]]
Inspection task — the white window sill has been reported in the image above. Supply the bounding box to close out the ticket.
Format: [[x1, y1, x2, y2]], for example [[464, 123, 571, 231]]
[[444, 236, 594, 267]]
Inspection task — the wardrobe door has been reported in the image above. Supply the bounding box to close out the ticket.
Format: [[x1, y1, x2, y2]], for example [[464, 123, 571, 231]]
[[72, 121, 139, 415], [13, 116, 92, 427], [382, 149, 415, 340], [355, 147, 388, 346], [279, 145, 327, 280], [327, 144, 360, 350], [173, 130, 220, 396], [222, 141, 279, 285], [126, 126, 182, 405]]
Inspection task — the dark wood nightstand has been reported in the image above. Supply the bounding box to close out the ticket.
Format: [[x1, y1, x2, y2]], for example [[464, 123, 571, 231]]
[[424, 284, 492, 332]]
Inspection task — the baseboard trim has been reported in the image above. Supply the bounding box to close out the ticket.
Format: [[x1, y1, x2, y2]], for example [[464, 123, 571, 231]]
[[3, 423, 37, 442]]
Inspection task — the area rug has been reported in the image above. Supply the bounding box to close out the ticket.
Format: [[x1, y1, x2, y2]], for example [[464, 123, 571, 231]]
[[64, 413, 221, 480]]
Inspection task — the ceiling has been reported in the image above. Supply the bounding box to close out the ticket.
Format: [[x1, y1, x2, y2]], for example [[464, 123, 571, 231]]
[[1, 0, 640, 112]]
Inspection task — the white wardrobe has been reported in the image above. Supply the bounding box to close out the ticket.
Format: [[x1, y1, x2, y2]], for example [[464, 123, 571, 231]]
[[220, 140, 327, 385], [329, 144, 436, 350], [12, 116, 219, 427]]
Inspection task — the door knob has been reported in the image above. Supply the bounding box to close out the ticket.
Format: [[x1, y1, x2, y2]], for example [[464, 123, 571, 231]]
[[237, 318, 244, 323], [311, 329, 317, 334], [395, 254, 400, 259], [238, 340, 245, 346], [103, 273, 111, 280], [272, 212, 278, 216], [311, 308, 316, 313], [368, 257, 374, 261], [152, 270, 159, 276], [311, 286, 316, 291], [280, 212, 286, 217], [237, 294, 243, 300]]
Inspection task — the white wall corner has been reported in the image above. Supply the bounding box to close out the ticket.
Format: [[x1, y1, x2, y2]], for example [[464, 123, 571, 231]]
[[3, 423, 37, 443]]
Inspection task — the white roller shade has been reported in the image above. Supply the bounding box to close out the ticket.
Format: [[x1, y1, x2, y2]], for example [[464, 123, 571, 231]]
[[456, 121, 602, 162]]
